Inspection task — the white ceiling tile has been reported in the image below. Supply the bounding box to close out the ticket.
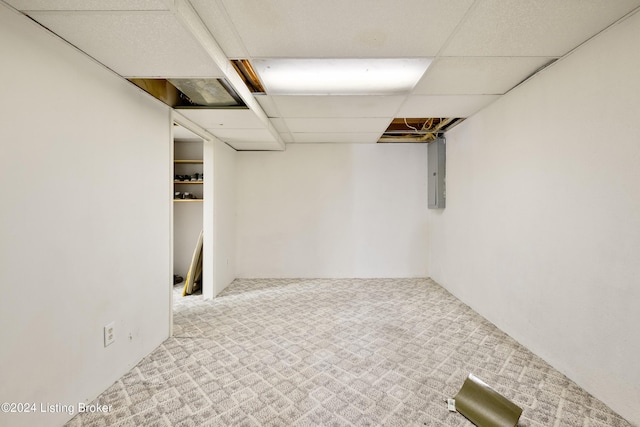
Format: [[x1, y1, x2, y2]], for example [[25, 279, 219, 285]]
[[176, 108, 263, 129], [279, 133, 294, 143], [269, 118, 290, 133], [443, 0, 640, 57], [397, 95, 499, 118], [271, 96, 406, 118], [291, 133, 381, 143], [219, 0, 474, 57], [284, 118, 391, 134], [254, 95, 279, 117], [5, 0, 168, 10], [27, 11, 224, 77], [190, 0, 249, 58], [230, 141, 283, 150], [207, 128, 277, 144], [413, 57, 556, 95]]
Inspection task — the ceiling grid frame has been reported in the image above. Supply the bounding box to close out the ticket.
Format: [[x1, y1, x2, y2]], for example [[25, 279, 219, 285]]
[[7, 0, 640, 148]]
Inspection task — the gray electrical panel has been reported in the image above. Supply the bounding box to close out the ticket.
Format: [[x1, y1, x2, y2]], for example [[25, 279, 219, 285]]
[[428, 137, 446, 209]]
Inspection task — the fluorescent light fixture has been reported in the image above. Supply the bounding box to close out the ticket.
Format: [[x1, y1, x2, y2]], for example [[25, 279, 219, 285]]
[[253, 58, 432, 95]]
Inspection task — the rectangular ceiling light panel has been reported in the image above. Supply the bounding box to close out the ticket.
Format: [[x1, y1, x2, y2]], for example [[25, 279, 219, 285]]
[[253, 58, 432, 95]]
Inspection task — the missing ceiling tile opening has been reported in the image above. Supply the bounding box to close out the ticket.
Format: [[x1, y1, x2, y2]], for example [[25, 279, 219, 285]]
[[378, 117, 464, 143], [128, 78, 246, 108], [231, 59, 265, 94]]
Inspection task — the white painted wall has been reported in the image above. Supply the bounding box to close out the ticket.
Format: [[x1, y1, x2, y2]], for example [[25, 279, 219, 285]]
[[428, 10, 640, 424], [209, 139, 237, 297], [173, 202, 203, 278], [0, 5, 172, 427], [236, 143, 429, 278]]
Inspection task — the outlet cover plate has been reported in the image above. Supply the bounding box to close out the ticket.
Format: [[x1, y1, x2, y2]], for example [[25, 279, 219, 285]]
[[104, 322, 115, 347]]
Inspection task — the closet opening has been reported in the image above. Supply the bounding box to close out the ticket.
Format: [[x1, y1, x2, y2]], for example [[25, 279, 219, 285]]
[[170, 121, 213, 333]]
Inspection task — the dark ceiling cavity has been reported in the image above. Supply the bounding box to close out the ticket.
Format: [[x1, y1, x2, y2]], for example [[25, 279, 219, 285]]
[[128, 78, 246, 108], [231, 59, 265, 94], [378, 117, 464, 143]]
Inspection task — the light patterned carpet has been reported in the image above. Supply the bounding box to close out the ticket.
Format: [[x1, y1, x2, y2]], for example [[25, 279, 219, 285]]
[[66, 278, 631, 426]]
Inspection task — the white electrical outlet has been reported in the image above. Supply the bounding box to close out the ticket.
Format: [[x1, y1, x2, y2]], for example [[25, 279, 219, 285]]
[[104, 322, 115, 347]]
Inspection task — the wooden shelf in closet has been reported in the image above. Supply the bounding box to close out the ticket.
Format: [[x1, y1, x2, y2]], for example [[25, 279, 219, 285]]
[[174, 159, 203, 164]]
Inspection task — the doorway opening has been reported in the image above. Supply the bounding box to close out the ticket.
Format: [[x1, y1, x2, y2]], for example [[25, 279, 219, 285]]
[[170, 120, 213, 334]]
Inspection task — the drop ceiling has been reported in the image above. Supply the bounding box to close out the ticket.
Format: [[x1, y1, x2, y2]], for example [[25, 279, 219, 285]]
[[5, 0, 640, 150]]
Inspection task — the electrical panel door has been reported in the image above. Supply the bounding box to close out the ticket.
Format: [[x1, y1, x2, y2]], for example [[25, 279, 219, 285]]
[[428, 137, 446, 209]]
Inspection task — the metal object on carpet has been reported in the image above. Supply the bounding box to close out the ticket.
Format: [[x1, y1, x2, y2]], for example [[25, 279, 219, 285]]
[[452, 373, 523, 427]]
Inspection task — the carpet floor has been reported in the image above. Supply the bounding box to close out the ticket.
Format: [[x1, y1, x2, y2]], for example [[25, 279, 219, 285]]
[[66, 278, 631, 426]]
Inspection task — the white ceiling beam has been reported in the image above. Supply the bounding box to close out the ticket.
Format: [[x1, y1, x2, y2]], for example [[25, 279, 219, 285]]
[[169, 0, 285, 150]]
